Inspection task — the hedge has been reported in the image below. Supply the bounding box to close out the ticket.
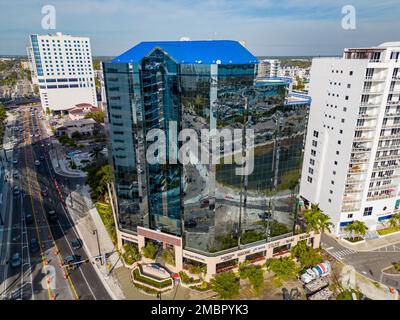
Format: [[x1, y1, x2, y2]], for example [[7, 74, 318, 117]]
[[132, 268, 172, 289]]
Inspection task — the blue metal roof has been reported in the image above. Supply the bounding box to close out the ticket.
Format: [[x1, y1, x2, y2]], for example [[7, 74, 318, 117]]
[[111, 40, 258, 65]]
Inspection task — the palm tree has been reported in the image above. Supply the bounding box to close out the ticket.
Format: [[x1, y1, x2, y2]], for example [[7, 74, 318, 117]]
[[345, 220, 367, 240], [388, 217, 399, 229], [90, 146, 102, 162], [304, 203, 333, 233]]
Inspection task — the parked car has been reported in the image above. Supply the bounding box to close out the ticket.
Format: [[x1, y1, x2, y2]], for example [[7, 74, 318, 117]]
[[39, 155, 45, 161], [34, 160, 40, 166], [10, 253, 22, 268]]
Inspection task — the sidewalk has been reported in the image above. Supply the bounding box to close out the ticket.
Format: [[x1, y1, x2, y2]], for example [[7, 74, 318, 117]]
[[66, 185, 125, 300], [327, 231, 400, 252]]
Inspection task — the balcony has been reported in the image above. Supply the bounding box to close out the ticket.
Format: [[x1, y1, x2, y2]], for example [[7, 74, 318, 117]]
[[364, 75, 386, 81], [370, 174, 400, 182], [369, 59, 383, 63], [360, 103, 381, 108], [342, 197, 362, 204], [362, 88, 384, 95], [387, 101, 400, 106], [369, 184, 398, 192], [355, 125, 376, 131], [373, 163, 400, 171], [358, 113, 378, 120], [341, 206, 360, 213], [350, 157, 369, 164], [344, 188, 364, 194], [379, 134, 400, 140], [375, 154, 400, 161], [367, 192, 396, 201]]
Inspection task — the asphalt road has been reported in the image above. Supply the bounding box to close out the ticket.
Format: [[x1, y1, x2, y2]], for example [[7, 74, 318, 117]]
[[321, 233, 400, 290], [1, 106, 111, 300]]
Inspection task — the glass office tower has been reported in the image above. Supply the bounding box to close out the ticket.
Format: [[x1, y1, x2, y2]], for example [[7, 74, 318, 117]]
[[104, 41, 307, 255]]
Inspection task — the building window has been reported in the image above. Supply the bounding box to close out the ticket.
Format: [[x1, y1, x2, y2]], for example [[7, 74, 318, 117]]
[[339, 129, 343, 134], [350, 71, 353, 76], [307, 176, 313, 183], [313, 130, 319, 138], [328, 199, 332, 203], [338, 140, 341, 145], [347, 84, 351, 88], [363, 207, 373, 216], [312, 140, 318, 147], [334, 161, 338, 165], [330, 190, 333, 194], [341, 118, 345, 123], [311, 149, 316, 156], [309, 167, 314, 174], [336, 151, 339, 155], [331, 180, 335, 185], [310, 159, 315, 166], [347, 214, 353, 218], [345, 96, 349, 100]]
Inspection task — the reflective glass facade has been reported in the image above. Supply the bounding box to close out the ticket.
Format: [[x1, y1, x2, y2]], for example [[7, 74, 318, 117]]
[[104, 46, 308, 255]]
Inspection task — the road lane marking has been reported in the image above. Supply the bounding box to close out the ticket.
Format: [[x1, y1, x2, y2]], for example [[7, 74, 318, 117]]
[[23, 110, 53, 301], [30, 110, 80, 300], [40, 123, 97, 300]]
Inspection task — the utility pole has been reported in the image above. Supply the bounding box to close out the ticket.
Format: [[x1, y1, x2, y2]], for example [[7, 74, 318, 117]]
[[93, 229, 102, 265]]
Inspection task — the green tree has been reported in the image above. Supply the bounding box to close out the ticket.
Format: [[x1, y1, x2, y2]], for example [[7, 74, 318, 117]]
[[141, 241, 157, 260], [304, 203, 333, 233], [238, 264, 265, 294], [85, 111, 105, 123], [344, 220, 367, 240], [388, 217, 399, 228], [85, 164, 112, 200], [291, 240, 322, 268], [122, 243, 141, 265], [210, 272, 240, 299], [90, 146, 103, 162], [161, 248, 175, 266], [265, 257, 299, 287]]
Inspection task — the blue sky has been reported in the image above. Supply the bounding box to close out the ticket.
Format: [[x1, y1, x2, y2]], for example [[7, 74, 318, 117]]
[[1, 0, 399, 56]]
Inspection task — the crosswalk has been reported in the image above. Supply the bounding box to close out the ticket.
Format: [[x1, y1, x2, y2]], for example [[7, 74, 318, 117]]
[[374, 244, 400, 252], [324, 247, 357, 260]]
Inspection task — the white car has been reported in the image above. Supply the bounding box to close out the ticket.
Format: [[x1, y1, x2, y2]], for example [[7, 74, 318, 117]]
[[34, 160, 40, 166]]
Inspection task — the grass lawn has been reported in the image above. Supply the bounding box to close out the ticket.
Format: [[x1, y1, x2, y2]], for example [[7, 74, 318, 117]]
[[95, 202, 117, 245], [377, 226, 400, 236]]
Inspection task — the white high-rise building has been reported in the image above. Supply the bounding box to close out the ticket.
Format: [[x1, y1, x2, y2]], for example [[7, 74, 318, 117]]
[[300, 42, 400, 235], [28, 32, 97, 112], [257, 59, 281, 78]]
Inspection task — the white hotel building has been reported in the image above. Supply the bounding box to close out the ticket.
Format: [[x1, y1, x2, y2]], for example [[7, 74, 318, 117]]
[[28, 32, 97, 112], [300, 42, 400, 235]]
